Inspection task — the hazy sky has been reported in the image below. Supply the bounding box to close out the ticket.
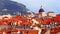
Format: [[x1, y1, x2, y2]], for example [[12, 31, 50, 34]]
[[12, 0, 60, 14]]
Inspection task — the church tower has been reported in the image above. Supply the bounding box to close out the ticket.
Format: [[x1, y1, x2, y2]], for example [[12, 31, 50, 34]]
[[39, 5, 47, 17]]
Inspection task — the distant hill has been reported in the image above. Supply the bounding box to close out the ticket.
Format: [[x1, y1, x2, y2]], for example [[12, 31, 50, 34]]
[[0, 0, 33, 15]]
